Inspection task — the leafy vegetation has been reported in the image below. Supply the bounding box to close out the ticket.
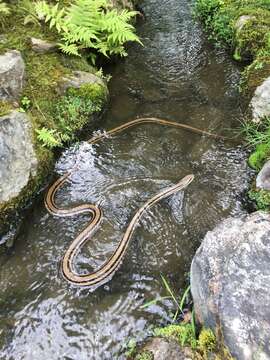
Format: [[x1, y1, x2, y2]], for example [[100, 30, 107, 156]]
[[0, 0, 10, 27], [194, 0, 270, 93], [35, 82, 107, 148], [194, 0, 270, 57], [241, 117, 270, 170], [198, 328, 217, 353], [0, 0, 135, 220], [131, 276, 234, 359], [249, 189, 270, 210], [134, 351, 153, 360], [141, 275, 192, 322], [0, 100, 12, 116], [36, 127, 62, 148], [153, 323, 197, 349], [35, 0, 141, 60]]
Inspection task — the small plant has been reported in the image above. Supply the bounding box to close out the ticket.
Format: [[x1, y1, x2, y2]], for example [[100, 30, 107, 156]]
[[20, 96, 31, 111], [154, 323, 197, 349], [141, 276, 191, 322], [248, 189, 270, 210], [35, 0, 142, 60], [0, 100, 11, 116], [124, 338, 137, 358], [134, 351, 153, 360], [198, 328, 216, 353], [241, 117, 270, 170], [18, 0, 40, 26], [36, 127, 62, 148], [248, 143, 270, 170], [35, 82, 106, 148]]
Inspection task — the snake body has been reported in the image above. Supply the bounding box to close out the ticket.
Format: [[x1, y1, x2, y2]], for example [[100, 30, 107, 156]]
[[45, 117, 222, 289]]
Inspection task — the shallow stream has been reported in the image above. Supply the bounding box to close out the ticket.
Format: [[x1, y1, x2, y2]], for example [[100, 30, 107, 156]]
[[0, 0, 252, 359]]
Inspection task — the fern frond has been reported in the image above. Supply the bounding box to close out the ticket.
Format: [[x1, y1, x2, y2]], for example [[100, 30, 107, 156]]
[[36, 127, 62, 148], [59, 42, 80, 56], [37, 0, 142, 58]]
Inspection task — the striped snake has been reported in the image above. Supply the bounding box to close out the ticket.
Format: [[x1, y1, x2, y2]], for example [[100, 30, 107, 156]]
[[45, 117, 224, 289]]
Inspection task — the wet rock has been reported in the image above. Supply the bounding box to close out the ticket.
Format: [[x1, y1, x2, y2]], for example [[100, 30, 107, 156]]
[[30, 37, 57, 53], [110, 0, 135, 11], [256, 160, 270, 190], [191, 211, 270, 360], [138, 337, 196, 360], [235, 15, 255, 32], [251, 76, 270, 122], [58, 70, 107, 95], [0, 50, 25, 102], [0, 111, 38, 204]]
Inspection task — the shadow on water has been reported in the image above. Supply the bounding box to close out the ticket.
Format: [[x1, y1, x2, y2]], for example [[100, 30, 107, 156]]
[[0, 0, 252, 359]]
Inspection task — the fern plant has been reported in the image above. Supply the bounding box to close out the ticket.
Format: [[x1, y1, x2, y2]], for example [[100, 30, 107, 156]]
[[36, 127, 62, 148], [18, 0, 40, 26], [35, 0, 141, 59]]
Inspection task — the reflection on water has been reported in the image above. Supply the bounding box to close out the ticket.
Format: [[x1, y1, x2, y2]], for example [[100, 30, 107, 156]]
[[0, 0, 251, 358]]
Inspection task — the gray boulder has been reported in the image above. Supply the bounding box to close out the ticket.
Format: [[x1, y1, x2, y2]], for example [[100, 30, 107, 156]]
[[0, 50, 25, 102], [191, 211, 270, 360], [251, 76, 270, 122], [138, 337, 196, 360], [30, 37, 57, 53], [58, 70, 107, 95], [0, 111, 38, 204], [256, 160, 270, 190]]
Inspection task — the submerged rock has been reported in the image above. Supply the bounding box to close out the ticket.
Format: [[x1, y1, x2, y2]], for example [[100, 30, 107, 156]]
[[0, 50, 25, 102], [30, 37, 58, 54], [0, 111, 38, 204], [251, 76, 270, 122], [191, 211, 270, 360], [256, 160, 270, 190]]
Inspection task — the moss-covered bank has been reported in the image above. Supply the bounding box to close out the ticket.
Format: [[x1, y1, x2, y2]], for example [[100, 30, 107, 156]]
[[125, 323, 234, 360], [0, 0, 139, 239], [194, 0, 270, 93], [194, 0, 270, 210]]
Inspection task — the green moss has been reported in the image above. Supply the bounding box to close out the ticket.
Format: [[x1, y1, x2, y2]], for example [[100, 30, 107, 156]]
[[243, 56, 270, 94], [198, 328, 216, 353], [0, 100, 12, 116], [134, 351, 154, 360], [234, 11, 270, 61], [68, 82, 108, 104], [248, 143, 270, 170], [153, 324, 197, 349], [61, 55, 97, 72], [0, 1, 108, 233], [195, 0, 270, 55], [194, 0, 270, 93], [249, 188, 270, 210]]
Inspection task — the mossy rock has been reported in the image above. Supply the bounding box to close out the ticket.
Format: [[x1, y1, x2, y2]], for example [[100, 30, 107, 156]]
[[248, 143, 270, 171], [0, 2, 108, 243], [248, 188, 270, 210]]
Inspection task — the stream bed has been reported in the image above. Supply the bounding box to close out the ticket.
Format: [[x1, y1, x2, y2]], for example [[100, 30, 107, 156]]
[[0, 0, 252, 359]]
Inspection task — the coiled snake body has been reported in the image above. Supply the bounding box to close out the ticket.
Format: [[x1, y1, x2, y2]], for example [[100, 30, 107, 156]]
[[45, 117, 223, 289]]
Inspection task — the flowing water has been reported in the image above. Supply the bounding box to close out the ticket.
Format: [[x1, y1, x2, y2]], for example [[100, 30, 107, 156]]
[[0, 0, 252, 359]]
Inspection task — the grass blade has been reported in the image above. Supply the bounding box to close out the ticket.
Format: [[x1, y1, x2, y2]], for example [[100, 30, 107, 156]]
[[179, 285, 191, 312], [140, 296, 171, 309], [161, 275, 181, 312]]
